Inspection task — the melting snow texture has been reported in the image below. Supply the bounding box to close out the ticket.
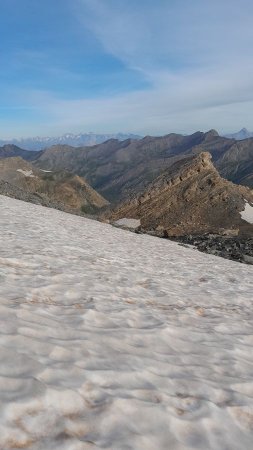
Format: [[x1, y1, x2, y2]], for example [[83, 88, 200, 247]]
[[0, 195, 253, 449]]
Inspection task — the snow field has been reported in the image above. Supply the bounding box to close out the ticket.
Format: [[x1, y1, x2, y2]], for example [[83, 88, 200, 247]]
[[240, 201, 253, 224], [0, 195, 253, 449]]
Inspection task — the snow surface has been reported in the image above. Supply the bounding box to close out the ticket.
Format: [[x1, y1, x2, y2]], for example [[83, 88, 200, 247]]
[[0, 195, 253, 450], [114, 218, 141, 229], [240, 201, 253, 224], [16, 169, 35, 178]]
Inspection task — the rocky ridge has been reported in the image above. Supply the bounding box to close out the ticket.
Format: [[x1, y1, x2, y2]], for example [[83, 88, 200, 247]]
[[0, 144, 39, 161], [0, 157, 109, 214], [2, 130, 253, 202], [32, 130, 253, 200], [0, 132, 142, 151], [106, 152, 253, 237]]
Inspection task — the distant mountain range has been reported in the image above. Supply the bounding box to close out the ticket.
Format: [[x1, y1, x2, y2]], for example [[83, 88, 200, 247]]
[[1, 128, 252, 151], [1, 128, 253, 200], [0, 128, 253, 151], [0, 132, 142, 151], [224, 128, 253, 140], [1, 129, 253, 238], [26, 129, 253, 199]]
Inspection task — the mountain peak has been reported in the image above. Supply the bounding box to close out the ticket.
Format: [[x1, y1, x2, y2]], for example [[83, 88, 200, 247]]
[[107, 151, 253, 236], [205, 129, 219, 139], [224, 128, 253, 140]]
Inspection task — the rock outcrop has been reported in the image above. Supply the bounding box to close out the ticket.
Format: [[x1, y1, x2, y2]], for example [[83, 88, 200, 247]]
[[170, 234, 253, 265], [31, 130, 253, 201], [106, 152, 253, 237]]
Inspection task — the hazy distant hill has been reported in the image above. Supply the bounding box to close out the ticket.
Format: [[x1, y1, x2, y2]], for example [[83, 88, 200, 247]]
[[0, 132, 142, 151], [0, 144, 39, 160], [224, 128, 253, 140]]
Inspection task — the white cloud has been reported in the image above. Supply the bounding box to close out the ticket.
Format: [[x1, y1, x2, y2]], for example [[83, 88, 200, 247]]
[[13, 62, 253, 136], [78, 0, 253, 70], [4, 0, 253, 136]]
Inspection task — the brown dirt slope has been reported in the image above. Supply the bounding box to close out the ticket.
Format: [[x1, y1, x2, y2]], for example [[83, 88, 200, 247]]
[[0, 157, 109, 213]]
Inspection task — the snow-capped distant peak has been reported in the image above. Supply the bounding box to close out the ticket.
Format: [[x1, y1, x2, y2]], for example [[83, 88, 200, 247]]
[[0, 132, 142, 151]]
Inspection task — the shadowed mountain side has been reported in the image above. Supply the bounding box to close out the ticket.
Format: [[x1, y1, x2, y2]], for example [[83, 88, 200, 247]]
[[34, 132, 212, 201], [105, 153, 253, 237], [0, 157, 108, 213], [215, 140, 253, 188], [0, 144, 41, 161], [2, 130, 253, 202], [33, 130, 253, 200]]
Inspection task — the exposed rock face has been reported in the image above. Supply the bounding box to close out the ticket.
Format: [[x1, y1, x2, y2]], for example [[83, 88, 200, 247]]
[[106, 153, 253, 237], [0, 157, 109, 213], [31, 130, 253, 201], [1, 130, 253, 202], [0, 180, 67, 210], [33, 132, 209, 201]]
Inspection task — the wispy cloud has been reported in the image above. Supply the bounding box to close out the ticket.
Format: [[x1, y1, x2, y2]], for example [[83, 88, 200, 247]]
[[1, 0, 253, 136], [46, 0, 253, 134], [13, 61, 253, 137], [78, 0, 253, 69]]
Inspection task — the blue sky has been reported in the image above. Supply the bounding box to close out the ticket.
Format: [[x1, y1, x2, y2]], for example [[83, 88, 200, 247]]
[[1, 0, 253, 138]]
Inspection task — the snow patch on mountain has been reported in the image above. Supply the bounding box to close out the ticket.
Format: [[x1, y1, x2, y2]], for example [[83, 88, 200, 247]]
[[16, 169, 35, 177], [240, 201, 253, 224], [114, 218, 141, 229]]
